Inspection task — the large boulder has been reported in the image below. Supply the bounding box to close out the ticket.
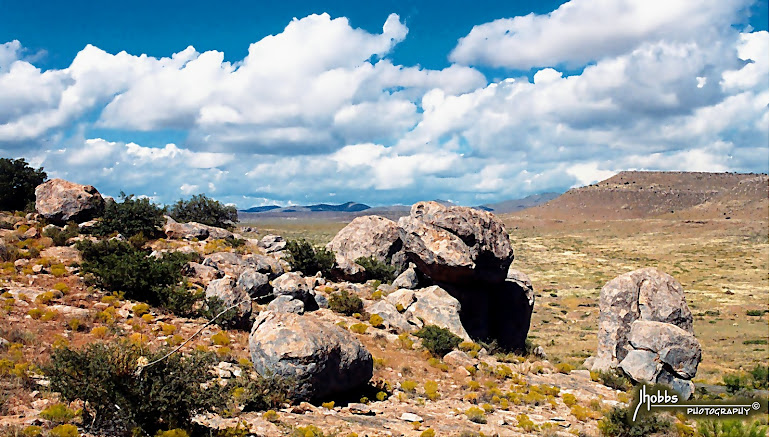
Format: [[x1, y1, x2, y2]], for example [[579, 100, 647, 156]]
[[35, 179, 104, 224], [591, 268, 693, 370], [397, 201, 514, 284], [326, 215, 405, 281], [249, 311, 373, 400], [406, 286, 470, 341], [204, 277, 252, 329]]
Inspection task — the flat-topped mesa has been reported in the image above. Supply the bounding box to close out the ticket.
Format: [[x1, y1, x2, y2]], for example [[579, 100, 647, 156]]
[[398, 201, 515, 284]]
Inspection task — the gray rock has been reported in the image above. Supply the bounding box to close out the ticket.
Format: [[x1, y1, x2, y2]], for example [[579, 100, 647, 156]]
[[443, 350, 475, 368], [236, 269, 271, 299], [618, 349, 662, 383], [258, 234, 286, 253], [267, 295, 305, 314], [183, 262, 222, 286], [392, 264, 419, 289], [326, 215, 406, 281], [205, 277, 252, 329], [593, 268, 694, 370], [406, 285, 470, 340], [0, 337, 8, 349], [364, 300, 412, 332], [397, 201, 514, 284], [312, 291, 329, 309], [272, 272, 313, 303], [628, 320, 701, 379], [386, 288, 416, 311], [249, 311, 373, 401], [35, 179, 105, 224], [348, 403, 374, 415], [163, 216, 210, 240], [657, 368, 696, 400]]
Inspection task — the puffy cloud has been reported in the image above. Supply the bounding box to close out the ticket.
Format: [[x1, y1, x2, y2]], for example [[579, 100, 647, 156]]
[[0, 4, 767, 207], [450, 0, 752, 69]]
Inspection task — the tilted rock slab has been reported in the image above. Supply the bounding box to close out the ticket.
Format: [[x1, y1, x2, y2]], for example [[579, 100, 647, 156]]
[[205, 276, 252, 329], [35, 179, 104, 224], [397, 201, 514, 284], [249, 311, 373, 401]]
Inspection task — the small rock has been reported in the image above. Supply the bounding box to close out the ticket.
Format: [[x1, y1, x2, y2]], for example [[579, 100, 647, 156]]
[[348, 403, 374, 415], [399, 412, 423, 422], [443, 350, 475, 368]]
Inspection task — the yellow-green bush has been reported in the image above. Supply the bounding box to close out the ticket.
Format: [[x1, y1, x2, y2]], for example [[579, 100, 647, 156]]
[[53, 282, 70, 294], [349, 323, 367, 334], [562, 392, 577, 407], [401, 379, 418, 392], [155, 429, 189, 437], [211, 331, 231, 346], [369, 314, 384, 328], [424, 380, 439, 400], [465, 406, 486, 424], [49, 424, 79, 437], [555, 362, 575, 374], [263, 409, 280, 422], [40, 402, 79, 424], [132, 303, 150, 316]]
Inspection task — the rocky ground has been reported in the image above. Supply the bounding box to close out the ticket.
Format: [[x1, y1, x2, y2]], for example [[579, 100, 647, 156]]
[[1, 178, 766, 437]]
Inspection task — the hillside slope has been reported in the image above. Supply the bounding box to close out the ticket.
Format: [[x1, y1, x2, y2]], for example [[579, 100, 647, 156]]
[[514, 171, 768, 221]]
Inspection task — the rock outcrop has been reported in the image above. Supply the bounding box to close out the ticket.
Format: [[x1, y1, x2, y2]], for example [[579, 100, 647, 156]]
[[249, 311, 373, 400], [587, 268, 700, 398], [35, 179, 104, 224], [326, 215, 405, 280], [397, 201, 514, 284], [590, 268, 694, 370], [405, 285, 470, 341]]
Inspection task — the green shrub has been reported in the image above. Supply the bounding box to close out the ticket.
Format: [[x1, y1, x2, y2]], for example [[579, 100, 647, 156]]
[[234, 372, 291, 412], [45, 340, 222, 434], [592, 368, 634, 391], [746, 309, 764, 316], [414, 325, 462, 357], [285, 239, 335, 277], [328, 289, 363, 316], [354, 256, 396, 283], [749, 365, 769, 390], [697, 419, 769, 437], [91, 192, 164, 239], [44, 223, 79, 246], [597, 406, 672, 437], [76, 239, 194, 311], [198, 296, 241, 329], [0, 158, 47, 212], [724, 365, 769, 393], [167, 194, 238, 229]]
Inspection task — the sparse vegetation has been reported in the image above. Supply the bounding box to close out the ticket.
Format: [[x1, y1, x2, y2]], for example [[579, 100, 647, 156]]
[[76, 239, 196, 312], [285, 239, 335, 277], [0, 158, 47, 211], [414, 325, 462, 357], [354, 256, 396, 283], [45, 340, 223, 434], [167, 193, 238, 229], [91, 192, 165, 239], [597, 406, 672, 437], [328, 289, 363, 316]]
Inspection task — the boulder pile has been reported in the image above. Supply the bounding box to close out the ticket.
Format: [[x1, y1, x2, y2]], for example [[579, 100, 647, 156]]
[[586, 268, 701, 398]]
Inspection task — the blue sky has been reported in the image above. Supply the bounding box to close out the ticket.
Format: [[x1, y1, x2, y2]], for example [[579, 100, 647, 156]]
[[0, 0, 768, 207]]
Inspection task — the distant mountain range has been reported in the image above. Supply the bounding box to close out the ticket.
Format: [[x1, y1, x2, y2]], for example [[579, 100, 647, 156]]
[[238, 193, 561, 221], [241, 201, 370, 214]]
